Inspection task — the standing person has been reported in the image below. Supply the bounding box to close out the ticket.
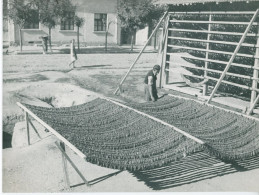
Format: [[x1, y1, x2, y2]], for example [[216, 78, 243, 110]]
[[69, 39, 77, 68], [144, 65, 160, 102]]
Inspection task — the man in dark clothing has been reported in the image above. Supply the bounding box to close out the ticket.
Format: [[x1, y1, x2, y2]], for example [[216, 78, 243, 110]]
[[144, 65, 160, 102]]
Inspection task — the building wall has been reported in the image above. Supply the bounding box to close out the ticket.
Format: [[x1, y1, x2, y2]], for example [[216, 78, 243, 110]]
[[8, 0, 121, 46]]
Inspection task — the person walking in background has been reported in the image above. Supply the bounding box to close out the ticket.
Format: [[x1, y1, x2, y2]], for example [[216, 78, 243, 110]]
[[69, 39, 77, 69], [144, 64, 160, 102]]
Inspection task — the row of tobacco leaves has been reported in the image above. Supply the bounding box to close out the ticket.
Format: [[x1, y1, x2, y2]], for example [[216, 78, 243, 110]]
[[25, 96, 259, 171], [168, 13, 259, 98]]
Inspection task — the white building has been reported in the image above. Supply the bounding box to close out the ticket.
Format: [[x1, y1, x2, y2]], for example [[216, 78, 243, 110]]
[[3, 0, 151, 47]]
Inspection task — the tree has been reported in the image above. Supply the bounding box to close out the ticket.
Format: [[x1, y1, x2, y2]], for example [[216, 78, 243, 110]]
[[8, 0, 34, 51], [117, 0, 166, 51], [74, 15, 85, 52], [32, 0, 76, 52]]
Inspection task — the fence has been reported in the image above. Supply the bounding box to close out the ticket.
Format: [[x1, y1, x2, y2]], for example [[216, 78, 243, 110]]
[[161, 10, 259, 112]]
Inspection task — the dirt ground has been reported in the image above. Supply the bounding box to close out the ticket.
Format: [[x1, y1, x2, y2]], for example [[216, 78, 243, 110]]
[[2, 52, 259, 192]]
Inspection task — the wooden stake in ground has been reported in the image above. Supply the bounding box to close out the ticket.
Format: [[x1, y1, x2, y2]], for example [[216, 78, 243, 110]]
[[69, 39, 78, 69]]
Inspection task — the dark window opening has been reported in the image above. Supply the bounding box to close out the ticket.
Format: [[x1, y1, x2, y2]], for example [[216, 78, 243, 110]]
[[94, 13, 107, 32], [61, 12, 74, 30]]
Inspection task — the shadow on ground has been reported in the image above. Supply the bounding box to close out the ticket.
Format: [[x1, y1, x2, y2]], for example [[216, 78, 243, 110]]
[[131, 151, 259, 190]]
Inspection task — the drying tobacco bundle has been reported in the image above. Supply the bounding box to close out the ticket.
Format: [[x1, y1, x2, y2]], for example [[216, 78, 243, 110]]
[[24, 98, 202, 171], [128, 96, 259, 160]]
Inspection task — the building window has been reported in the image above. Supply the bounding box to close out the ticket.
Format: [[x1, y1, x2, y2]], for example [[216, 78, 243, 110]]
[[61, 12, 74, 30], [23, 10, 39, 29], [94, 13, 107, 32]]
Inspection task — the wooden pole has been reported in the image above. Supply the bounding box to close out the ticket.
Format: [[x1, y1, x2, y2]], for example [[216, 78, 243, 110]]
[[247, 94, 259, 115], [207, 9, 259, 104], [114, 11, 168, 95], [25, 112, 30, 145], [203, 14, 212, 96], [158, 15, 169, 88], [60, 142, 71, 189], [55, 141, 90, 187], [250, 25, 259, 107], [28, 118, 42, 139], [160, 15, 170, 88]]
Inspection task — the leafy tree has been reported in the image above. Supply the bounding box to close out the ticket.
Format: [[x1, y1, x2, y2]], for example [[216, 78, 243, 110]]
[[117, 0, 166, 51], [32, 0, 76, 52], [74, 15, 85, 52], [8, 0, 34, 51]]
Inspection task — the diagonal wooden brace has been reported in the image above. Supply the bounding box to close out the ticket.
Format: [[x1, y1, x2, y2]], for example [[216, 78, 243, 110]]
[[247, 94, 259, 115], [55, 141, 90, 188], [27, 117, 42, 139]]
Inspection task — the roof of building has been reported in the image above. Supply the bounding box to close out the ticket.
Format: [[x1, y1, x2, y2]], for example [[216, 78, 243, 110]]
[[156, 0, 259, 5]]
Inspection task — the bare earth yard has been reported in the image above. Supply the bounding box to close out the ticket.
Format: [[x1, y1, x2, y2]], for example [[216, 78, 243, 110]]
[[2, 53, 259, 192]]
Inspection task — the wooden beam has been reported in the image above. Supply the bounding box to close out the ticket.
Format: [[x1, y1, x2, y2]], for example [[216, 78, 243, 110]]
[[167, 36, 258, 48], [169, 11, 255, 14], [168, 45, 259, 59], [176, 55, 259, 70], [25, 112, 30, 146], [60, 142, 70, 189], [55, 141, 90, 187], [114, 11, 168, 95], [203, 14, 212, 96], [250, 25, 259, 107], [158, 15, 169, 88], [28, 118, 42, 139], [247, 94, 259, 115], [170, 20, 259, 25], [16, 102, 86, 159], [207, 9, 259, 104], [161, 15, 170, 87], [169, 28, 259, 37], [166, 62, 259, 81], [100, 97, 205, 145]]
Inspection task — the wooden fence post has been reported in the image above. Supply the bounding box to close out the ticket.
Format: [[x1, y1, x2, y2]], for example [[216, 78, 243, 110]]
[[207, 9, 259, 104], [60, 142, 71, 189], [25, 112, 30, 146], [203, 14, 212, 96], [163, 15, 170, 87], [250, 25, 259, 108]]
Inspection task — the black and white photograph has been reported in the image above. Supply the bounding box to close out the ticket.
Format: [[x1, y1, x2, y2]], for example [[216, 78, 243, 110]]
[[1, 0, 259, 193]]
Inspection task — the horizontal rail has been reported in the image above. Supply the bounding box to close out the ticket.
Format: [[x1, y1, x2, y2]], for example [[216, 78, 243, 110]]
[[165, 69, 259, 92], [206, 76, 259, 92], [169, 28, 259, 37], [166, 61, 259, 80], [168, 45, 259, 58], [102, 97, 205, 145], [168, 36, 258, 48], [169, 11, 256, 15], [16, 102, 87, 160], [165, 68, 205, 79], [177, 55, 259, 70], [170, 20, 259, 25]]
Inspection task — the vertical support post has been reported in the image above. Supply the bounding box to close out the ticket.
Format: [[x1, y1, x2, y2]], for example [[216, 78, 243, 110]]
[[60, 142, 71, 189], [25, 112, 30, 145], [207, 9, 259, 104], [161, 15, 170, 87], [158, 15, 169, 88], [250, 25, 259, 107], [203, 14, 212, 96]]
